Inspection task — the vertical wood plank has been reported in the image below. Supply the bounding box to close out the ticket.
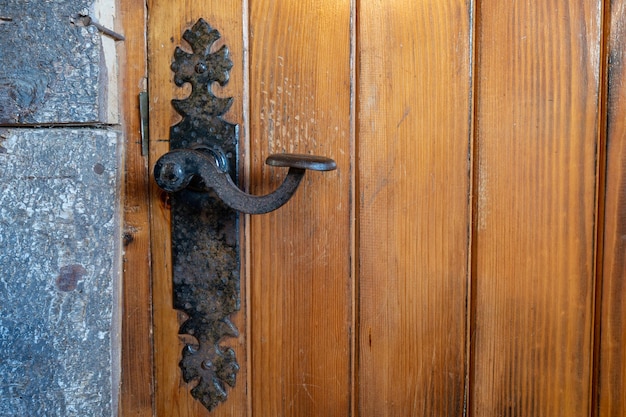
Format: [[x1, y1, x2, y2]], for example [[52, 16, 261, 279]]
[[358, 1, 473, 415], [147, 2, 248, 416], [248, 1, 353, 416], [119, 0, 154, 415], [470, 1, 602, 415], [597, 0, 626, 415]]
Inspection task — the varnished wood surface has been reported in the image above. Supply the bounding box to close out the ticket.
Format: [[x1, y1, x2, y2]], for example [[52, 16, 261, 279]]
[[147, 2, 248, 416], [470, 1, 602, 415], [119, 1, 153, 415], [136, 1, 626, 416], [357, 2, 473, 416], [247, 1, 353, 416], [597, 1, 626, 415]]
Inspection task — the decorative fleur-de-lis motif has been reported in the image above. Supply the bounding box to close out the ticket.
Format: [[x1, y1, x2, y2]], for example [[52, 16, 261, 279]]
[[167, 18, 240, 412]]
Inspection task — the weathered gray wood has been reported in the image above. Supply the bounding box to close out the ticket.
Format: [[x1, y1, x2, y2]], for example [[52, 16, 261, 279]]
[[0, 128, 121, 417], [0, 0, 113, 124]]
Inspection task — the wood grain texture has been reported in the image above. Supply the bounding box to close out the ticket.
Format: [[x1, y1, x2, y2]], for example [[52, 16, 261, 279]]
[[118, 0, 153, 415], [357, 1, 473, 415], [147, 2, 248, 416], [247, 1, 353, 416], [141, 2, 626, 416], [597, 1, 626, 415], [470, 1, 602, 415]]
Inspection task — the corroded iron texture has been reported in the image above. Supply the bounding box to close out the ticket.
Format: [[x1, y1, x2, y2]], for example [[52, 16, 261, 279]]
[[168, 19, 240, 411], [160, 19, 338, 411], [155, 149, 338, 214]]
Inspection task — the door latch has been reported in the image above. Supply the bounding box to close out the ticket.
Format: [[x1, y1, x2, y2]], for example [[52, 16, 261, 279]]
[[152, 19, 336, 411]]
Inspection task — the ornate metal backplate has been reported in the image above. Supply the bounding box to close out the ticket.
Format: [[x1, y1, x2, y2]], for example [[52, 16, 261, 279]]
[[168, 19, 240, 411], [157, 18, 337, 412]]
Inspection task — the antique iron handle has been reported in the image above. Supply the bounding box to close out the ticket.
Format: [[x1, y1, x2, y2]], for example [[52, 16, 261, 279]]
[[155, 149, 336, 214], [151, 19, 336, 412]]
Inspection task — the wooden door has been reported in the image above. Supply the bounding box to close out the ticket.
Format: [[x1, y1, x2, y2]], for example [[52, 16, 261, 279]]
[[119, 0, 626, 416]]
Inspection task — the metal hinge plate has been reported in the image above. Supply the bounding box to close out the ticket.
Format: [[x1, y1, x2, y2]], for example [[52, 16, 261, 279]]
[[139, 91, 149, 156]]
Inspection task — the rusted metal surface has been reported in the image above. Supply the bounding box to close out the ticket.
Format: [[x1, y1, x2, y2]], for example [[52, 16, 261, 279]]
[[155, 150, 336, 214], [154, 18, 336, 411], [164, 19, 240, 411]]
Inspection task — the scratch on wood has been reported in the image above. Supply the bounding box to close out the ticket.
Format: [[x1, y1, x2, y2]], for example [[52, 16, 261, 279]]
[[397, 107, 411, 128]]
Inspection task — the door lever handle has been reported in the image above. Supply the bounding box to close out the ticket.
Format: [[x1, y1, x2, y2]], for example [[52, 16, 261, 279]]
[[151, 18, 336, 412], [155, 150, 336, 214]]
